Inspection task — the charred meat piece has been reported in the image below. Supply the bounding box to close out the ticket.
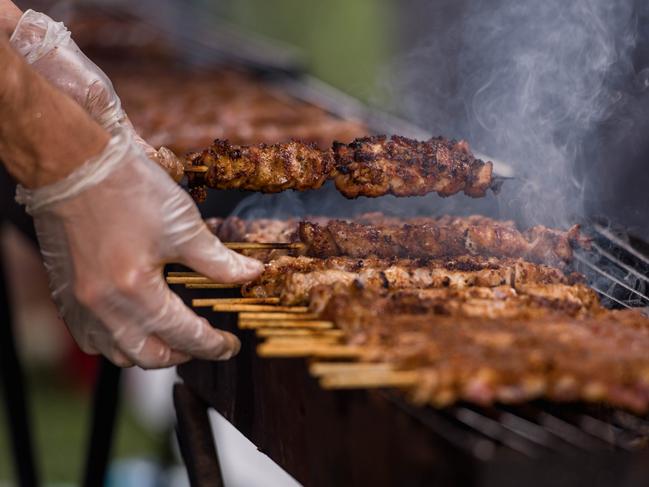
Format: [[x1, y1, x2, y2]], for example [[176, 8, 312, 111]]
[[198, 139, 335, 193], [298, 220, 587, 265], [332, 135, 493, 198]]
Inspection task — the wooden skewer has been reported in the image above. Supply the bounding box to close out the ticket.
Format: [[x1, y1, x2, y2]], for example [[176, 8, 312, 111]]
[[263, 336, 340, 347], [256, 329, 344, 338], [186, 283, 242, 289], [320, 370, 420, 390], [239, 312, 319, 321], [239, 320, 333, 330], [309, 362, 393, 377], [167, 271, 202, 277], [192, 297, 279, 307], [213, 304, 309, 313], [257, 342, 364, 359], [185, 165, 209, 173], [223, 242, 305, 251], [167, 276, 215, 284], [166, 275, 240, 289]]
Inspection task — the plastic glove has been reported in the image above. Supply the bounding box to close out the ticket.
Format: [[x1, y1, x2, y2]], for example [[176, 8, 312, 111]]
[[16, 129, 263, 369], [9, 9, 185, 182]]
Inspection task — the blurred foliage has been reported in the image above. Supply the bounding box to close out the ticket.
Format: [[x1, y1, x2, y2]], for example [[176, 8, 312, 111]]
[[211, 0, 396, 102], [0, 367, 163, 484]]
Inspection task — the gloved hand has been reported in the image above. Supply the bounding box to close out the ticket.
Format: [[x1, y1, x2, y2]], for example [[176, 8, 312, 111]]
[[16, 129, 263, 369], [9, 9, 185, 182]]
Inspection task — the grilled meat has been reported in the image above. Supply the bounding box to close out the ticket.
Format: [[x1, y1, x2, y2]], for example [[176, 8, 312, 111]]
[[333, 135, 493, 198], [332, 310, 649, 412], [194, 139, 335, 193], [298, 220, 586, 265], [240, 255, 577, 306], [188, 135, 496, 201], [320, 284, 602, 328], [241, 255, 397, 298]]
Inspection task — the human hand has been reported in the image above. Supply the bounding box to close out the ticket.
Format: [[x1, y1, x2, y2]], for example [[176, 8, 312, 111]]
[[16, 130, 263, 368], [9, 9, 185, 181]]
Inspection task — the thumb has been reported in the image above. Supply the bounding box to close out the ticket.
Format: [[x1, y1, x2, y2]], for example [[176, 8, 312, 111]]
[[178, 227, 264, 283]]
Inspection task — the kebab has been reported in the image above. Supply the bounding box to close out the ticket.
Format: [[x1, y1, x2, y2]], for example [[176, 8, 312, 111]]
[[240, 255, 581, 307], [319, 284, 602, 326], [323, 309, 649, 412], [297, 219, 587, 265], [186, 135, 497, 201]]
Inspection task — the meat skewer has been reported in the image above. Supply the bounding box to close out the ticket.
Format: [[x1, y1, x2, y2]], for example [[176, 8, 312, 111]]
[[298, 219, 587, 265], [326, 309, 649, 412], [240, 255, 581, 307], [186, 135, 497, 201], [319, 285, 602, 326]]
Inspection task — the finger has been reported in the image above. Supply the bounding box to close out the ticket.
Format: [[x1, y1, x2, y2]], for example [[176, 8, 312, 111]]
[[83, 329, 135, 368], [143, 284, 242, 361], [178, 227, 263, 284], [113, 329, 192, 369]]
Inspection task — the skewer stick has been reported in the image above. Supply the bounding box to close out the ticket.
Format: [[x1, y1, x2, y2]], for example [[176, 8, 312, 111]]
[[309, 362, 393, 376], [213, 304, 309, 313], [263, 336, 340, 347], [192, 298, 279, 307], [185, 165, 209, 173], [256, 329, 344, 338], [223, 242, 305, 251], [257, 342, 364, 359], [239, 319, 333, 330], [167, 276, 215, 284], [239, 312, 319, 321], [168, 271, 202, 277], [320, 370, 420, 390], [186, 283, 241, 289]]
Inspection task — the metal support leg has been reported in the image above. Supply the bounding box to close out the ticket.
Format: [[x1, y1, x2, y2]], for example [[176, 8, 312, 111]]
[[82, 358, 121, 487], [0, 237, 39, 487], [174, 382, 224, 487]]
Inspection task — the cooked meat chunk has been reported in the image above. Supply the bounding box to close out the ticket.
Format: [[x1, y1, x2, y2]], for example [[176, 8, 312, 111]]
[[333, 135, 493, 198], [197, 139, 335, 193]]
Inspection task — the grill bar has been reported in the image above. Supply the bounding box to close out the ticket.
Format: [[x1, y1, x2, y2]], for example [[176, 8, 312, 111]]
[[594, 224, 649, 268], [591, 242, 649, 286], [588, 285, 633, 308], [574, 253, 649, 304]]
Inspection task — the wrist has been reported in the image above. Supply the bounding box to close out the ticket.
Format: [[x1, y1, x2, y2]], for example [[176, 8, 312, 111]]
[[16, 130, 132, 214], [0, 38, 110, 188]]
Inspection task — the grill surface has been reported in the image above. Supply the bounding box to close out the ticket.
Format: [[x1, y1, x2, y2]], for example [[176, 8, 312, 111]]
[[176, 222, 649, 487], [96, 7, 649, 483]]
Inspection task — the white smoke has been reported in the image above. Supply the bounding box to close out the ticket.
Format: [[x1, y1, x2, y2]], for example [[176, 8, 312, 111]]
[[388, 0, 644, 228]]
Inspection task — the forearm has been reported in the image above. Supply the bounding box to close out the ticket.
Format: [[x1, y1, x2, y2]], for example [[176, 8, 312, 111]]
[[0, 0, 20, 36], [0, 36, 109, 188]]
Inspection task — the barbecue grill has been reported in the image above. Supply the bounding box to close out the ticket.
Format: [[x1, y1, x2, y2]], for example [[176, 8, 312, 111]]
[[166, 56, 649, 486], [173, 221, 649, 487], [128, 8, 649, 486]]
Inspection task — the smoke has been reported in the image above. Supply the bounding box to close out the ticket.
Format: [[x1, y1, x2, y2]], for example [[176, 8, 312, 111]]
[[228, 0, 648, 228], [387, 0, 644, 228]]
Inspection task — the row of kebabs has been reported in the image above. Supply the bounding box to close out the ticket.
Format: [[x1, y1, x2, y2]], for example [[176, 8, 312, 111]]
[[187, 135, 496, 202], [205, 214, 649, 413]]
